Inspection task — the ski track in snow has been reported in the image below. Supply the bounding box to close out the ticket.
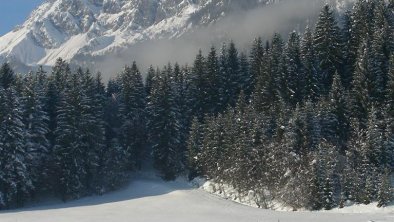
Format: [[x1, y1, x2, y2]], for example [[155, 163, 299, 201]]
[[0, 173, 392, 222]]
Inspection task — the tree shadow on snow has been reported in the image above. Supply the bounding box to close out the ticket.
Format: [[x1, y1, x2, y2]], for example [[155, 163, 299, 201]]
[[0, 173, 193, 214]]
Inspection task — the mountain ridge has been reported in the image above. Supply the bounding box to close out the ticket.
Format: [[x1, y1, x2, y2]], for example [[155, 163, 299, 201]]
[[0, 0, 354, 75]]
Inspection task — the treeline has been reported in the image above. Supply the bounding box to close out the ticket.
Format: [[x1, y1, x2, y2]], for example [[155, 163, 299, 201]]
[[188, 1, 394, 210], [0, 0, 392, 210]]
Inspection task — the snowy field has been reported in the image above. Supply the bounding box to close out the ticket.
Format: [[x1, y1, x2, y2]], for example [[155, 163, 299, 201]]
[[0, 173, 392, 222]]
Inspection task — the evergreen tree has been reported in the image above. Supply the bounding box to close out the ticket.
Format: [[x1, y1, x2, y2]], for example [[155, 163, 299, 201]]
[[20, 72, 49, 194], [285, 31, 304, 106], [226, 41, 241, 107], [0, 87, 33, 209], [301, 26, 320, 101], [270, 33, 286, 101], [187, 117, 203, 180], [351, 41, 370, 128], [328, 72, 350, 151], [53, 70, 97, 200], [119, 63, 147, 169], [145, 65, 156, 96], [148, 69, 183, 180], [205, 46, 221, 114], [314, 5, 342, 95], [239, 52, 251, 98], [190, 50, 208, 120], [341, 10, 354, 89], [249, 37, 264, 96], [377, 168, 393, 207], [0, 63, 15, 89]]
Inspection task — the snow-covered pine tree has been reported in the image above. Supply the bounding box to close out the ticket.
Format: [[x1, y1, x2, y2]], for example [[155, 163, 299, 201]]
[[327, 72, 350, 152], [205, 46, 221, 114], [313, 4, 342, 95], [239, 53, 251, 99], [285, 31, 304, 107], [20, 72, 49, 194], [341, 10, 354, 90], [348, 0, 372, 75], [53, 69, 98, 200], [218, 43, 229, 112], [365, 106, 386, 167], [187, 117, 204, 180], [45, 58, 71, 149], [148, 68, 183, 180], [145, 65, 156, 97], [308, 155, 324, 210], [249, 37, 264, 97], [351, 40, 371, 128], [386, 55, 394, 132], [314, 139, 337, 209], [251, 45, 275, 113], [0, 86, 33, 209], [119, 62, 147, 170], [190, 50, 208, 120], [0, 63, 15, 89], [377, 168, 393, 207], [270, 33, 286, 102], [301, 26, 320, 101], [226, 41, 241, 107]]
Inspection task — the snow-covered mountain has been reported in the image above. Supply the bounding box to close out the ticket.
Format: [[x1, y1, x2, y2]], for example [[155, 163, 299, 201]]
[[0, 0, 354, 74]]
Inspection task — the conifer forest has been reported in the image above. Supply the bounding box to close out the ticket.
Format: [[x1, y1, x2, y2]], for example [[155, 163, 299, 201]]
[[0, 0, 393, 211]]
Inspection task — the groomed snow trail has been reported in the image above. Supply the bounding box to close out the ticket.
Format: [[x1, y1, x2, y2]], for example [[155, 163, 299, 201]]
[[0, 173, 392, 222]]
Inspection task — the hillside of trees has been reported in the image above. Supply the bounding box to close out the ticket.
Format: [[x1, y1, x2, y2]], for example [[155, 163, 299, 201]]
[[0, 0, 393, 210]]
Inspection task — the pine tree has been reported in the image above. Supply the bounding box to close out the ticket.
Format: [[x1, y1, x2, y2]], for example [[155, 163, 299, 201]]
[[328, 72, 350, 151], [45, 59, 71, 149], [53, 70, 97, 200], [239, 52, 251, 98], [0, 63, 15, 89], [227, 41, 241, 107], [187, 117, 203, 180], [218, 43, 229, 112], [145, 65, 156, 96], [119, 62, 147, 169], [323, 177, 334, 210], [377, 168, 393, 207], [205, 46, 221, 114], [348, 0, 372, 76], [82, 71, 108, 192], [301, 26, 320, 101], [285, 31, 304, 106], [148, 69, 183, 180], [341, 10, 353, 90], [0, 87, 33, 209], [387, 55, 394, 126], [351, 41, 370, 128], [190, 50, 207, 120], [308, 157, 324, 210], [314, 5, 342, 95], [249, 37, 264, 96], [20, 72, 49, 194], [270, 33, 286, 101]]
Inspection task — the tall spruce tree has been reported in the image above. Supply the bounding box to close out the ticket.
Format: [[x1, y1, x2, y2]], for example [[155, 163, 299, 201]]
[[0, 86, 33, 209], [314, 5, 342, 95], [119, 62, 147, 169], [148, 69, 183, 180], [21, 72, 49, 194]]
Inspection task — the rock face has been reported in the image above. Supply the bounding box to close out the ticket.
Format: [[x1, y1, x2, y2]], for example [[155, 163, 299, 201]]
[[0, 0, 354, 72]]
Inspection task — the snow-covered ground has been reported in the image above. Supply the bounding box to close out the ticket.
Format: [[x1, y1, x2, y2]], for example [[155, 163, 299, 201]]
[[0, 173, 392, 222], [200, 179, 394, 214]]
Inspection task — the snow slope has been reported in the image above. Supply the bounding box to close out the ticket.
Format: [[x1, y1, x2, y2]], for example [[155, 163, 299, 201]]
[[0, 173, 392, 222]]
